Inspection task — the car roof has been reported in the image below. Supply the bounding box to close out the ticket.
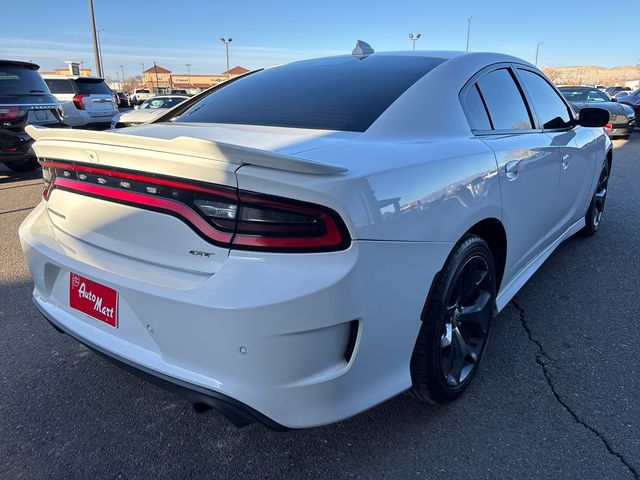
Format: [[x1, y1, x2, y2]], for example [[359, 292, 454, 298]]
[[0, 59, 40, 70]]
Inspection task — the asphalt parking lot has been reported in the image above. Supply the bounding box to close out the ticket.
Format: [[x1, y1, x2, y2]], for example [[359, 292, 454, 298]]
[[1, 137, 639, 479]]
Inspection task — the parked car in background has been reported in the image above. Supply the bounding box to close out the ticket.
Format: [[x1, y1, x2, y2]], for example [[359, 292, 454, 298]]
[[559, 86, 634, 138], [613, 91, 632, 100], [618, 88, 640, 120], [605, 86, 631, 98], [621, 103, 636, 131], [21, 51, 612, 429], [42, 75, 117, 130], [129, 88, 153, 105], [169, 89, 189, 95], [0, 60, 64, 172], [112, 95, 188, 128], [114, 91, 130, 108]]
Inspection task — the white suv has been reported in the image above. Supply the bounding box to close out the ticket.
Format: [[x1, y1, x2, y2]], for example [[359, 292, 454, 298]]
[[42, 75, 117, 130]]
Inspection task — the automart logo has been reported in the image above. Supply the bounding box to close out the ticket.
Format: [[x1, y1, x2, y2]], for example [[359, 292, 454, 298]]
[[69, 273, 118, 327]]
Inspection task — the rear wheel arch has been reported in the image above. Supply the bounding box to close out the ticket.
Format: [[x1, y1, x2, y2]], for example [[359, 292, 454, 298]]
[[465, 218, 507, 294]]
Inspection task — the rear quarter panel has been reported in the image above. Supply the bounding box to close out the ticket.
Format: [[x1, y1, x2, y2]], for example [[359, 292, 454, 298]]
[[236, 135, 501, 244]]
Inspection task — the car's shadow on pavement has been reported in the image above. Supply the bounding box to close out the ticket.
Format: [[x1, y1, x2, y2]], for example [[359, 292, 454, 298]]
[[0, 164, 41, 186]]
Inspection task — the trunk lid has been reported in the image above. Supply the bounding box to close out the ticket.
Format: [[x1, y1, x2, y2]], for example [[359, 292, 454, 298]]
[[27, 123, 352, 275]]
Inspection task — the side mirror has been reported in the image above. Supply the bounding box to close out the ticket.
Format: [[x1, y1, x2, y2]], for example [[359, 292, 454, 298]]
[[577, 107, 610, 128], [610, 97, 618, 102]]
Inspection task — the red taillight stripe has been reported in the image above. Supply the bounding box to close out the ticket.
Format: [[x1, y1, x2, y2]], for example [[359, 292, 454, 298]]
[[41, 161, 236, 199], [54, 178, 233, 245]]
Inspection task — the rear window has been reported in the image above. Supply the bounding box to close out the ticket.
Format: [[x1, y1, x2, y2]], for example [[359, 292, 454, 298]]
[[174, 55, 445, 132], [477, 69, 532, 130], [0, 66, 49, 95], [74, 79, 112, 95], [44, 78, 75, 94], [136, 89, 150, 93]]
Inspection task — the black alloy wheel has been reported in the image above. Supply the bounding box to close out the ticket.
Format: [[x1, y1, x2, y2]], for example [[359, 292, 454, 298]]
[[582, 161, 609, 236], [440, 255, 493, 387], [411, 234, 496, 404]]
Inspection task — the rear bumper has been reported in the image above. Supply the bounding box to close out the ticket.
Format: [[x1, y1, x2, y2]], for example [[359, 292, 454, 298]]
[[0, 128, 32, 161], [20, 201, 451, 428], [34, 298, 290, 430]]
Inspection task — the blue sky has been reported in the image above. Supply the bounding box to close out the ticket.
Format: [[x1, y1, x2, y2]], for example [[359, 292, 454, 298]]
[[1, 0, 637, 79]]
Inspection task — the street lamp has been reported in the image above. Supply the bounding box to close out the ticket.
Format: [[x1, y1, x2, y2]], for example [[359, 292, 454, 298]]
[[120, 64, 125, 85], [96, 28, 106, 76], [220, 37, 232, 76], [466, 17, 473, 52], [88, 0, 102, 77], [535, 42, 544, 67], [408, 33, 421, 51], [186, 63, 192, 86]]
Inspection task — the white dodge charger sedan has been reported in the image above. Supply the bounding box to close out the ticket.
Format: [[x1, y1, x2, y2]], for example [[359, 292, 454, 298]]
[[20, 50, 611, 430]]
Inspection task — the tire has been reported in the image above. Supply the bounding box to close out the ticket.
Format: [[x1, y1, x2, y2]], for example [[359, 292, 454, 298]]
[[4, 157, 40, 172], [410, 234, 496, 404], [581, 160, 609, 237]]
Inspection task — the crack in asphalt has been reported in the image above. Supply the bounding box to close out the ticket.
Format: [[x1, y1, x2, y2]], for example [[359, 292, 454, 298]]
[[512, 300, 639, 480]]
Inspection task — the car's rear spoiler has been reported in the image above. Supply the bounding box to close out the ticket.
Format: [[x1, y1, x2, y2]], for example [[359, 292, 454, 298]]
[[25, 125, 348, 175]]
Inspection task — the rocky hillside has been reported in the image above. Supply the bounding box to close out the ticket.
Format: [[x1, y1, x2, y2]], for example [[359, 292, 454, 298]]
[[541, 65, 640, 87]]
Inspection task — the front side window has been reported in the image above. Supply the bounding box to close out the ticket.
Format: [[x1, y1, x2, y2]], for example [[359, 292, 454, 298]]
[[517, 69, 572, 129], [476, 69, 532, 130]]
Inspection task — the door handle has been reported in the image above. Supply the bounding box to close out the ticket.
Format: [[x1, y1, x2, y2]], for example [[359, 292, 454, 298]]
[[561, 154, 570, 170], [505, 160, 519, 180]]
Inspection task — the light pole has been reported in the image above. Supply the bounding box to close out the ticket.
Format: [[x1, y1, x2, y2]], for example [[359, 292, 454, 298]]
[[220, 37, 232, 76], [466, 16, 473, 52], [120, 64, 125, 85], [153, 60, 160, 93], [186, 63, 192, 87], [408, 33, 421, 51], [97, 28, 106, 76], [88, 0, 102, 77], [535, 42, 544, 67], [141, 63, 145, 87]]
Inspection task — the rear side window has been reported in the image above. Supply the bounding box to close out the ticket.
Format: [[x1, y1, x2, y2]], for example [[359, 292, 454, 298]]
[[0, 66, 49, 95], [175, 55, 446, 132], [463, 85, 492, 130], [44, 79, 75, 94], [517, 69, 572, 129], [477, 69, 532, 130], [74, 79, 112, 95]]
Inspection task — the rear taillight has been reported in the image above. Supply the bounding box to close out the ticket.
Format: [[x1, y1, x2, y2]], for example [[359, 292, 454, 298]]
[[38, 160, 350, 252], [0, 106, 19, 120], [604, 124, 612, 131], [232, 192, 347, 251], [72, 94, 88, 110]]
